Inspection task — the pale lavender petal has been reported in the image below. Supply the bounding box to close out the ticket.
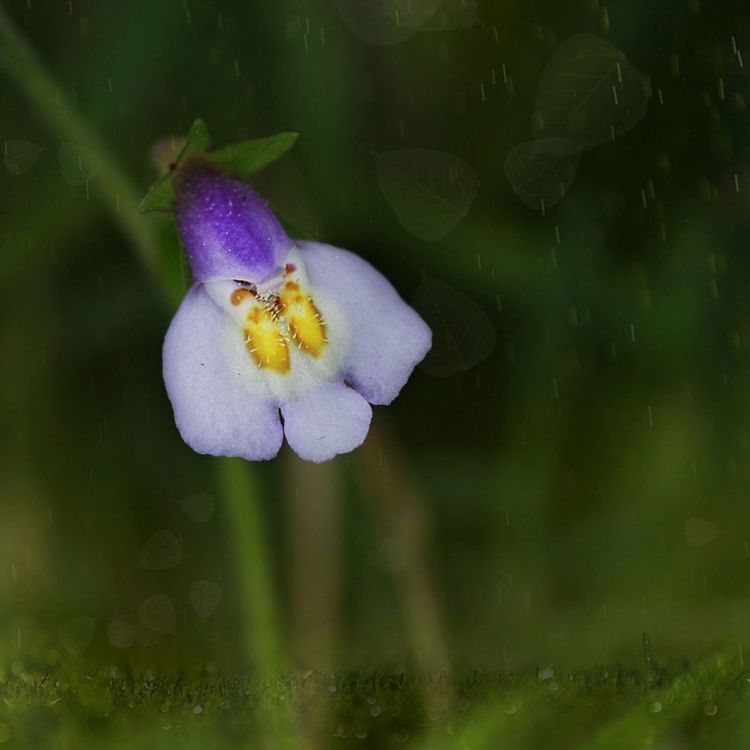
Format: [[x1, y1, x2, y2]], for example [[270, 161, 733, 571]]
[[281, 382, 372, 463], [299, 242, 432, 405], [175, 162, 292, 283], [163, 284, 283, 461]]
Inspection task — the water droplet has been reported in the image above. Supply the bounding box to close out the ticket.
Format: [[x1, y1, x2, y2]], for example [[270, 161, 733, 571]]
[[704, 702, 718, 716]]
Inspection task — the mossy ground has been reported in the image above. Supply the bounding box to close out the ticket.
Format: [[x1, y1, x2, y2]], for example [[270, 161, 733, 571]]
[[1, 652, 749, 749]]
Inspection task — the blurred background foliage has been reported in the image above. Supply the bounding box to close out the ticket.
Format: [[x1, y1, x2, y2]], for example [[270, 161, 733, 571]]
[[3, 0, 750, 746]]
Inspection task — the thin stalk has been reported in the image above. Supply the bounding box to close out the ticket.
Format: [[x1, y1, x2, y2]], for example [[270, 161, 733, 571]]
[[0, 3, 174, 304], [0, 2, 287, 688], [219, 458, 285, 681]]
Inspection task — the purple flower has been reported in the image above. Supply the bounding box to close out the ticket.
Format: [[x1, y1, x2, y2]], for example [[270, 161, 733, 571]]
[[163, 161, 431, 462]]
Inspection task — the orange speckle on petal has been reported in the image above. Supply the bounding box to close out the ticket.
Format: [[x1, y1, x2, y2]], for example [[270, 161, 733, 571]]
[[230, 288, 254, 306]]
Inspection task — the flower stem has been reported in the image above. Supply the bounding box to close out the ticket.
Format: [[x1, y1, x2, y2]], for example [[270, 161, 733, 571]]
[[0, 4, 287, 684], [0, 4, 176, 305], [219, 458, 285, 680]]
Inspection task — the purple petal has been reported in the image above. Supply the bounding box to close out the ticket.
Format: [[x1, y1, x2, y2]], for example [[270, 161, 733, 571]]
[[163, 284, 284, 461], [175, 162, 292, 283], [299, 242, 432, 404], [281, 382, 372, 462]]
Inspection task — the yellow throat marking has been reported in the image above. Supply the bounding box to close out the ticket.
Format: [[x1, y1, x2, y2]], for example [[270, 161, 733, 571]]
[[230, 268, 327, 374]]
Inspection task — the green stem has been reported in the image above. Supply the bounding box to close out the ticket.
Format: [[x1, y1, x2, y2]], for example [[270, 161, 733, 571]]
[[218, 458, 285, 680], [0, 3, 174, 304], [0, 4, 287, 682]]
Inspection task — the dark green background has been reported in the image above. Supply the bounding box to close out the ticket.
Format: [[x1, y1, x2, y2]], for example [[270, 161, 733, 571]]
[[3, 0, 750, 746]]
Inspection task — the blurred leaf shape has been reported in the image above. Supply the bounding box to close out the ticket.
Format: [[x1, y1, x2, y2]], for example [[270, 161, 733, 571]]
[[685, 517, 721, 548], [138, 529, 182, 570], [505, 138, 583, 210], [57, 617, 96, 655], [416, 0, 478, 31], [378, 149, 479, 241], [4, 140, 42, 175], [138, 593, 176, 634], [533, 34, 649, 148], [190, 581, 223, 620], [180, 492, 215, 523], [133, 623, 162, 647], [413, 276, 495, 376], [59, 141, 101, 186], [107, 620, 135, 649], [335, 0, 441, 45]]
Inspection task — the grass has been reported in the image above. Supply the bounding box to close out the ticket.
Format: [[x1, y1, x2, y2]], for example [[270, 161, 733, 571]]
[[1, 651, 749, 749]]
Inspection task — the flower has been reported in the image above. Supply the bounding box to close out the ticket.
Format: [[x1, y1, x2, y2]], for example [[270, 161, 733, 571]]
[[162, 160, 432, 463]]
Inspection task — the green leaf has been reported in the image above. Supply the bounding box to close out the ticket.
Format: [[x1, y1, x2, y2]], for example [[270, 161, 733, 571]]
[[412, 276, 495, 377], [377, 148, 479, 241], [139, 118, 212, 213], [139, 122, 297, 214], [138, 173, 176, 213], [181, 117, 212, 156], [206, 132, 299, 181]]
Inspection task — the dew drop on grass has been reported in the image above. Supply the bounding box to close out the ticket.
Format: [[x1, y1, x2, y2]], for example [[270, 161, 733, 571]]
[[139, 530, 182, 570], [4, 140, 43, 175], [180, 493, 215, 523], [138, 593, 176, 635], [57, 617, 96, 655], [189, 581, 223, 620], [685, 517, 721, 548], [704, 702, 718, 716]]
